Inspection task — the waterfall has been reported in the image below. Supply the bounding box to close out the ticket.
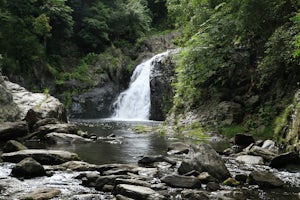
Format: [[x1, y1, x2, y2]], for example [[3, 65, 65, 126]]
[[112, 51, 169, 120]]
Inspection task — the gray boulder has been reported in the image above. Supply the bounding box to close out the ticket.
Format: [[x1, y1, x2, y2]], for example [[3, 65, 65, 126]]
[[1, 149, 79, 165], [167, 142, 189, 154], [4, 80, 67, 122], [236, 155, 264, 165], [178, 143, 230, 181], [114, 184, 161, 200], [0, 121, 28, 141], [11, 157, 46, 178], [0, 78, 20, 122], [269, 152, 300, 169], [70, 83, 118, 119], [3, 140, 27, 153], [248, 146, 277, 161], [248, 170, 284, 188], [161, 174, 202, 188]]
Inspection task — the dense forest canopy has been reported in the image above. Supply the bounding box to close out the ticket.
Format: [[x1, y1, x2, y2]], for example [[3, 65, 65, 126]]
[[0, 0, 168, 89]]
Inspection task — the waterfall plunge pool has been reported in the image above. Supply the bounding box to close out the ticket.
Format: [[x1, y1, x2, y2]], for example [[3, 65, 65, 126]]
[[47, 119, 172, 165]]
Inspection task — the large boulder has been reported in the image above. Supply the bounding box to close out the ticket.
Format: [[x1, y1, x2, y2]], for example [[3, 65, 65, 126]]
[[248, 146, 277, 162], [70, 83, 118, 118], [269, 152, 300, 169], [178, 144, 230, 181], [248, 170, 284, 188], [0, 121, 28, 141], [1, 149, 79, 165], [11, 157, 46, 178], [4, 80, 67, 122]]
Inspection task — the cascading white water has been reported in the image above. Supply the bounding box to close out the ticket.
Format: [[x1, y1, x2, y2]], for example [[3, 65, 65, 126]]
[[112, 51, 169, 120]]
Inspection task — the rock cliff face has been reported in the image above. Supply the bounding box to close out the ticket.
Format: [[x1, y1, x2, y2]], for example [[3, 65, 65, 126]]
[[275, 89, 300, 153], [150, 53, 176, 121], [70, 82, 118, 119]]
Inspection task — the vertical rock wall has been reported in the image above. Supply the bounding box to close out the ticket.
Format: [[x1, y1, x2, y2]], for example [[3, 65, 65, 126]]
[[275, 89, 300, 153], [150, 54, 176, 121]]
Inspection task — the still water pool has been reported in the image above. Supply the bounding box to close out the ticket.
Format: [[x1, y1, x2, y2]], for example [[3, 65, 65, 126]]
[[48, 119, 174, 165]]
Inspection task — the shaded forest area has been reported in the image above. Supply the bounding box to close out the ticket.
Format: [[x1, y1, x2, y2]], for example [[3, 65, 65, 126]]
[[0, 0, 168, 93]]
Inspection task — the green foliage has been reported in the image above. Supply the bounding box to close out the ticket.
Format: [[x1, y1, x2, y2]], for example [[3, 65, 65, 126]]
[[109, 0, 152, 44], [220, 125, 247, 138], [293, 12, 300, 57], [274, 104, 293, 143], [257, 23, 300, 90]]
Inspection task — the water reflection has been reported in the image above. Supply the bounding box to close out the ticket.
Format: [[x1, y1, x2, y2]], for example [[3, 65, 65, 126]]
[[48, 119, 168, 164]]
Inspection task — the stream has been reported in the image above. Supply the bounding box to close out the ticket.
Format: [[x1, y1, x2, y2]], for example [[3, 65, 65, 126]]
[[1, 119, 300, 199]]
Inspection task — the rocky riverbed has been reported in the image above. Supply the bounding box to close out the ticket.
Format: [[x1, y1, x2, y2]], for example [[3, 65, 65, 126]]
[[1, 118, 300, 200]]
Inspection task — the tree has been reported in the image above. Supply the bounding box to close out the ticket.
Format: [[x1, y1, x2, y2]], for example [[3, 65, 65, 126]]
[[109, 0, 152, 44], [77, 1, 110, 53]]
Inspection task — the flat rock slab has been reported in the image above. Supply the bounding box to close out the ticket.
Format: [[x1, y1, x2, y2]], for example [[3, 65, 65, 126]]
[[20, 188, 61, 200], [46, 132, 92, 144], [161, 174, 202, 189], [61, 161, 98, 171], [1, 149, 79, 165], [114, 184, 157, 199], [236, 155, 264, 165]]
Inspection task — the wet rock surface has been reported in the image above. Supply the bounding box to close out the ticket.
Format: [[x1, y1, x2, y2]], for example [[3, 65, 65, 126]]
[[0, 121, 28, 141], [11, 157, 46, 178], [178, 143, 230, 181], [1, 149, 80, 165], [248, 170, 284, 188]]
